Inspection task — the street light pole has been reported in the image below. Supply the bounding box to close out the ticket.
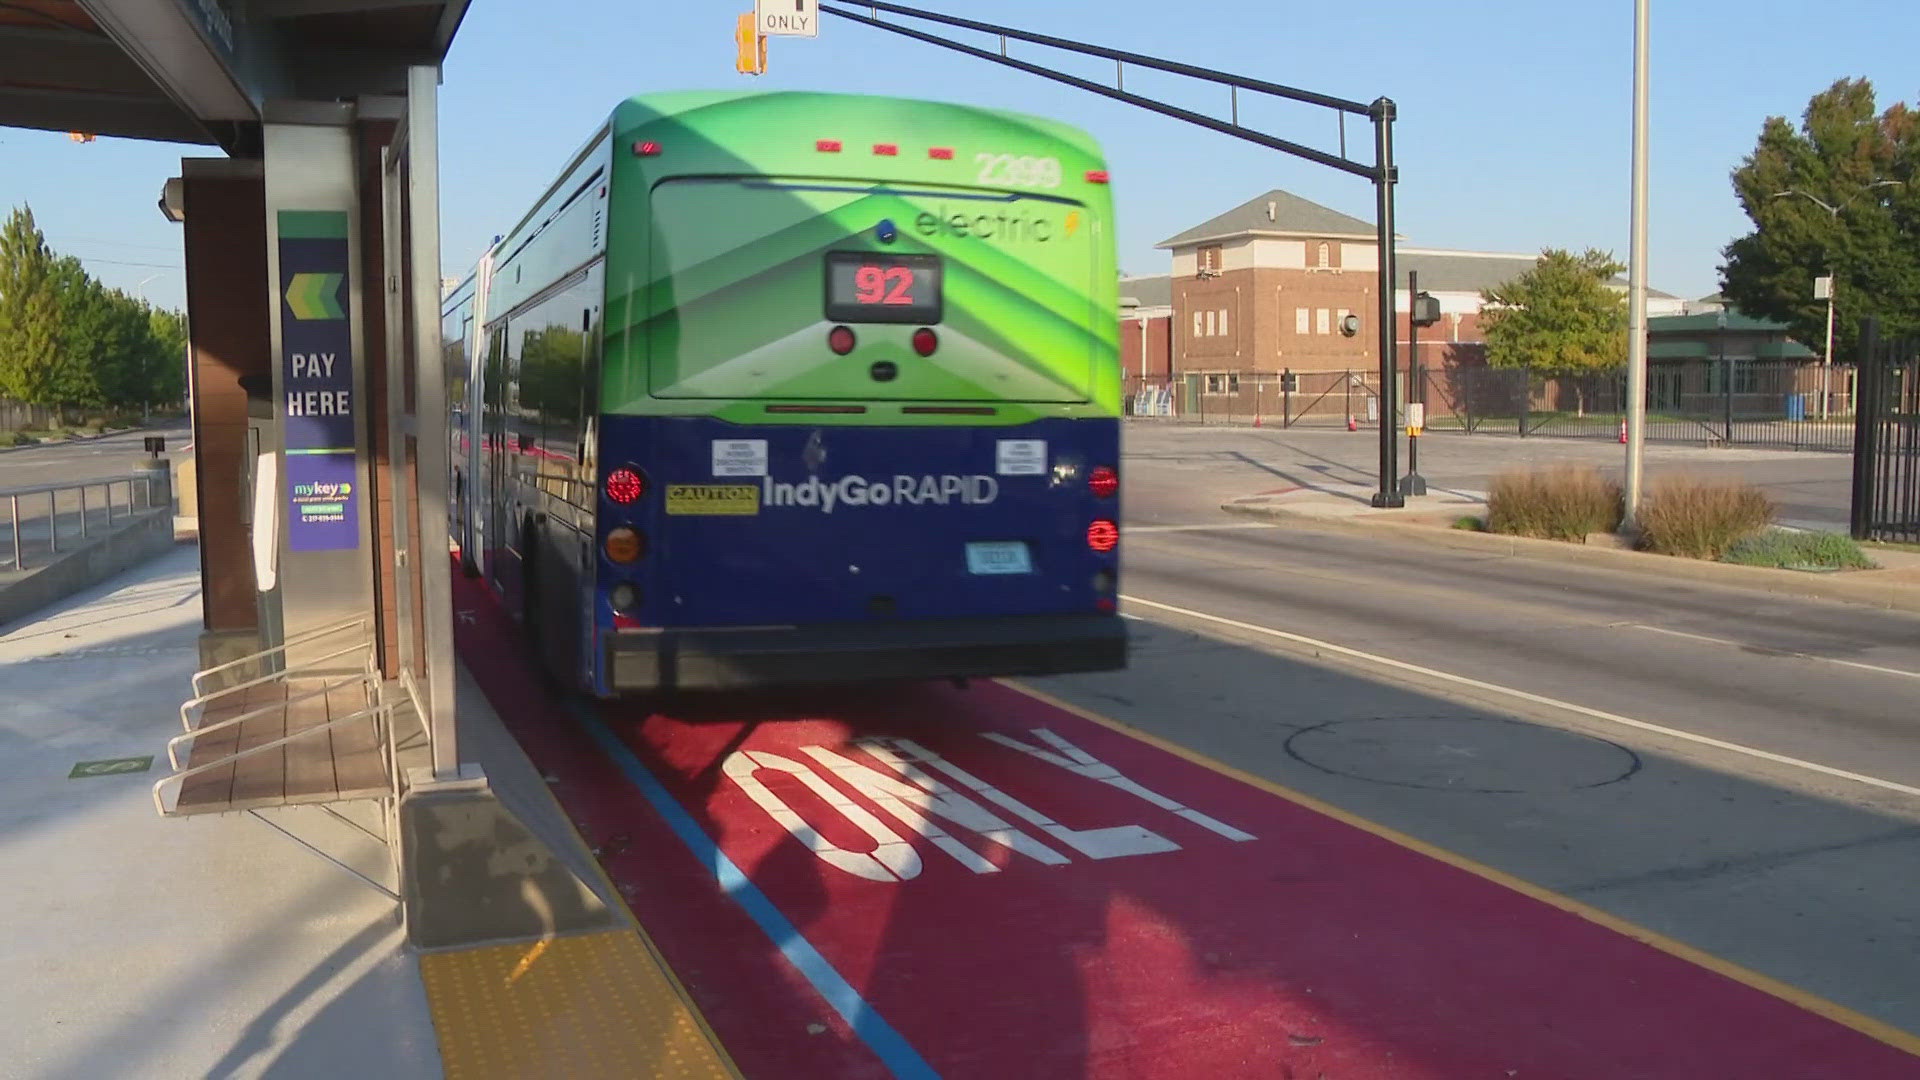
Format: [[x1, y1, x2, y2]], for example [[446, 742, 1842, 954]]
[[1771, 180, 1904, 422], [1623, 0, 1651, 526]]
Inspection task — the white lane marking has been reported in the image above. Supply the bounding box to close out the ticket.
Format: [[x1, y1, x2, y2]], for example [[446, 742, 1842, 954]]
[[1627, 624, 1920, 683], [1121, 593, 1920, 801], [1127, 522, 1278, 534]]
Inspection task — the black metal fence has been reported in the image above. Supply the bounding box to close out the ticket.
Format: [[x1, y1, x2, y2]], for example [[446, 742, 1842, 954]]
[[1127, 359, 1857, 452], [1850, 322, 1919, 543]]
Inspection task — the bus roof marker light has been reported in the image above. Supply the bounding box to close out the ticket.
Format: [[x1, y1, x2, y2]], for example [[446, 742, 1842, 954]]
[[816, 139, 843, 153], [828, 326, 857, 355], [876, 219, 898, 244], [633, 141, 662, 157], [1085, 170, 1110, 184], [929, 147, 954, 160], [873, 143, 898, 156]]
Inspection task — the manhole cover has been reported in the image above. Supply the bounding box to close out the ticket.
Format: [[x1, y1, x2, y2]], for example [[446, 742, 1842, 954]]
[[1284, 716, 1638, 793]]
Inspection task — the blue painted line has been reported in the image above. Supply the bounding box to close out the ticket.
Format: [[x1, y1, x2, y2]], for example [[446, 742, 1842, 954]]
[[569, 700, 941, 1080]]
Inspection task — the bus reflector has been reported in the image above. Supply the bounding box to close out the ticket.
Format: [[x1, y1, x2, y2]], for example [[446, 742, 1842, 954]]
[[828, 325, 857, 355], [1088, 519, 1119, 552], [1096, 597, 1117, 613], [874, 143, 899, 156], [817, 139, 843, 152], [911, 327, 938, 356], [1088, 465, 1118, 498], [605, 468, 645, 505], [604, 527, 644, 563], [928, 147, 954, 160], [1086, 170, 1110, 183], [633, 141, 662, 157]]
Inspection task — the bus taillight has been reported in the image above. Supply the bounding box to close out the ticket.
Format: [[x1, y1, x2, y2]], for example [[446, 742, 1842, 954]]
[[1088, 465, 1118, 498], [1087, 520, 1119, 552], [911, 328, 938, 356], [605, 467, 645, 505], [828, 326, 857, 355], [604, 527, 645, 563]]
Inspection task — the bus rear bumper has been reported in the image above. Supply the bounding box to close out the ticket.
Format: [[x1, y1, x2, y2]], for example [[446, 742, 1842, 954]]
[[604, 614, 1127, 692]]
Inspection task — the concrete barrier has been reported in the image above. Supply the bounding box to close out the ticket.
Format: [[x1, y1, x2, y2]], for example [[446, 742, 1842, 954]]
[[0, 509, 180, 628]]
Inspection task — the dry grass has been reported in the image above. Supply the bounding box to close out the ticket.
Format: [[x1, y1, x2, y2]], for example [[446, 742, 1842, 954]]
[[1486, 466, 1624, 541], [1636, 476, 1774, 559]]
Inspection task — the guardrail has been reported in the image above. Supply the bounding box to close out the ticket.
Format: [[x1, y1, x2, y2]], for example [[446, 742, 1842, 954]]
[[0, 472, 166, 572]]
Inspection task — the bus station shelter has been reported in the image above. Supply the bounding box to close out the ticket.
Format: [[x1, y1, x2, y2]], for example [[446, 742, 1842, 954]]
[[2, 0, 602, 947]]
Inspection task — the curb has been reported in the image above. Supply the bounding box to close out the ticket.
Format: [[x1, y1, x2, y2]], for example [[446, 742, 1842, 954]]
[[0, 426, 145, 454], [1222, 501, 1920, 616]]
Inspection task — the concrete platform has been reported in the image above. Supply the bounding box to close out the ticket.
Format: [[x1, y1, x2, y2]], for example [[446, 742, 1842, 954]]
[[0, 544, 734, 1079]]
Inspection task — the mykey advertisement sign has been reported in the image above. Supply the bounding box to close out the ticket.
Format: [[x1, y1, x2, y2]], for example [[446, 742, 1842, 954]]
[[277, 210, 359, 552]]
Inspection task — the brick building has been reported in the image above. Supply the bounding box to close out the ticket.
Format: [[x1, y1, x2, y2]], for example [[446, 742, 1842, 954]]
[[1122, 189, 1685, 417]]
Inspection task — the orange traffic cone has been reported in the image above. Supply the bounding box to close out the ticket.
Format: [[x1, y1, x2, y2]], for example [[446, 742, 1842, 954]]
[[1252, 413, 1262, 428], [1347, 415, 1358, 432], [1618, 418, 1628, 444]]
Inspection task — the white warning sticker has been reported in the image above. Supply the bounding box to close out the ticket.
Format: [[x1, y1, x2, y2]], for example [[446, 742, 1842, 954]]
[[712, 439, 769, 477], [996, 439, 1047, 476]]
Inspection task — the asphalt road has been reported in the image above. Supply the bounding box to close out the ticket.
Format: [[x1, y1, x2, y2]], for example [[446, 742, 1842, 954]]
[[1031, 422, 1920, 1039], [0, 422, 192, 492], [1124, 421, 1856, 529]]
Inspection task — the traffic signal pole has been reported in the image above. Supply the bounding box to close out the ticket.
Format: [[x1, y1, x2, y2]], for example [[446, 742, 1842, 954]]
[[814, 1, 1404, 503]]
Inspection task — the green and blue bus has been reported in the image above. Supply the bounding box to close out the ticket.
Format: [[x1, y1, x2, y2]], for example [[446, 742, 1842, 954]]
[[444, 90, 1126, 694]]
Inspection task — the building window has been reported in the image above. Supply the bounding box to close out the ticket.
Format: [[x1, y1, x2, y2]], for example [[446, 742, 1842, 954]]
[[1204, 310, 1216, 337], [1295, 307, 1310, 335], [1316, 242, 1330, 269], [1193, 312, 1203, 338], [1316, 308, 1331, 335]]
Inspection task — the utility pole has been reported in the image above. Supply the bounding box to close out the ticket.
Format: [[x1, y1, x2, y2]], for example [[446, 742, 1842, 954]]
[[1622, 0, 1650, 526]]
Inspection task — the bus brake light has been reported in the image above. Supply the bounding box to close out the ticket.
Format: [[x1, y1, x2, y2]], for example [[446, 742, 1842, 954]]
[[1088, 466, 1118, 498], [605, 468, 645, 505], [1087, 520, 1119, 552], [1086, 170, 1110, 184]]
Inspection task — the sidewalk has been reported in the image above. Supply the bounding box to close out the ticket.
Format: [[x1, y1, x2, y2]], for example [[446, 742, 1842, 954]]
[[1223, 480, 1920, 613], [0, 545, 441, 1080]]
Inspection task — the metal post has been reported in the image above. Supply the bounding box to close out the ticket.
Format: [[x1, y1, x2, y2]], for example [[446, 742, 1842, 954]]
[[1721, 328, 1733, 444], [47, 490, 57, 554], [1370, 97, 1403, 508], [9, 495, 19, 570], [1849, 318, 1880, 539], [1821, 284, 1835, 421], [1283, 367, 1293, 428], [1622, 0, 1651, 525], [78, 486, 87, 538], [1400, 269, 1426, 497]]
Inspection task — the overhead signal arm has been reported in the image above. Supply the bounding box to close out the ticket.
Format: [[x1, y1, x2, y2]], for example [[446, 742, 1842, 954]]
[[816, 1, 1407, 507]]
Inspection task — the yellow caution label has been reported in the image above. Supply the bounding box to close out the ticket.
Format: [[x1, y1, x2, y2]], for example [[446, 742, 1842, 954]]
[[665, 484, 760, 516]]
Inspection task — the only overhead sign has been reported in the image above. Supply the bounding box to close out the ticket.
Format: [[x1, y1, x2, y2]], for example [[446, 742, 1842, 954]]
[[757, 0, 819, 37]]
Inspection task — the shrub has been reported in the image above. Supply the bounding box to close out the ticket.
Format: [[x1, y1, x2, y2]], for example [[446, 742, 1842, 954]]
[[1451, 515, 1486, 532], [1636, 477, 1773, 559], [1486, 466, 1623, 541], [7, 431, 36, 447], [1723, 529, 1877, 570]]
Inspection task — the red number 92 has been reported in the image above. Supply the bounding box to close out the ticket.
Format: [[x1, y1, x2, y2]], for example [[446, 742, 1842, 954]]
[[855, 265, 915, 305]]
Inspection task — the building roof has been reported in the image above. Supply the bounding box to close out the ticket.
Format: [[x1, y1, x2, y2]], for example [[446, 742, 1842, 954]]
[[1157, 190, 1375, 248], [1119, 275, 1172, 309], [1649, 311, 1794, 334]]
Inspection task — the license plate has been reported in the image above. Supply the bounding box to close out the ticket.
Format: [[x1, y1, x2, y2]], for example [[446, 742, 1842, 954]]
[[966, 541, 1032, 575]]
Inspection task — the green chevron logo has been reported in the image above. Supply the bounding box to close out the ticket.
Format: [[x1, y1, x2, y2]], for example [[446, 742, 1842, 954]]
[[285, 273, 345, 320]]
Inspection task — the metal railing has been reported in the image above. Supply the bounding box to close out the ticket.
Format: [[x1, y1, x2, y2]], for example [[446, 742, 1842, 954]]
[[0, 472, 166, 572]]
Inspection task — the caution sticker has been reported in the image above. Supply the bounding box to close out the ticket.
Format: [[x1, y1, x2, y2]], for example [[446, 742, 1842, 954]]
[[665, 484, 761, 516]]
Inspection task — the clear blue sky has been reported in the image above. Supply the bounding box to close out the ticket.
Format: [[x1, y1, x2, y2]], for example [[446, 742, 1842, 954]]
[[3, 0, 1914, 314]]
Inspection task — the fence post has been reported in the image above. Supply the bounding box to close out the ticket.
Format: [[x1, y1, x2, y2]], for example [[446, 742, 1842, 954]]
[[1850, 319, 1881, 539], [1344, 370, 1352, 425], [1519, 370, 1530, 437], [1283, 368, 1293, 428], [1722, 352, 1735, 445]]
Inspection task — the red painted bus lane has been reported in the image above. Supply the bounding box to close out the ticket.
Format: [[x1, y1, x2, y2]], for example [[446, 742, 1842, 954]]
[[451, 574, 1920, 1079]]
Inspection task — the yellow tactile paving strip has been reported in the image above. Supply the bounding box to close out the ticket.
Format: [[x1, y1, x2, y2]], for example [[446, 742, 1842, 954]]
[[421, 929, 739, 1079]]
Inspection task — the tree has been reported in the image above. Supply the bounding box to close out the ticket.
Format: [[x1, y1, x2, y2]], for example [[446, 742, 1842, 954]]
[[0, 205, 64, 405], [1721, 78, 1919, 357], [1480, 249, 1629, 414]]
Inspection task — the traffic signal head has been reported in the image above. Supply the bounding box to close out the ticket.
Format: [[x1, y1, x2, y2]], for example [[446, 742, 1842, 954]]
[[735, 13, 766, 75]]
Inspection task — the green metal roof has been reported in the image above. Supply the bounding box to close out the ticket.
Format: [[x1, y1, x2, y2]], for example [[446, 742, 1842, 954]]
[[1648, 341, 1711, 359]]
